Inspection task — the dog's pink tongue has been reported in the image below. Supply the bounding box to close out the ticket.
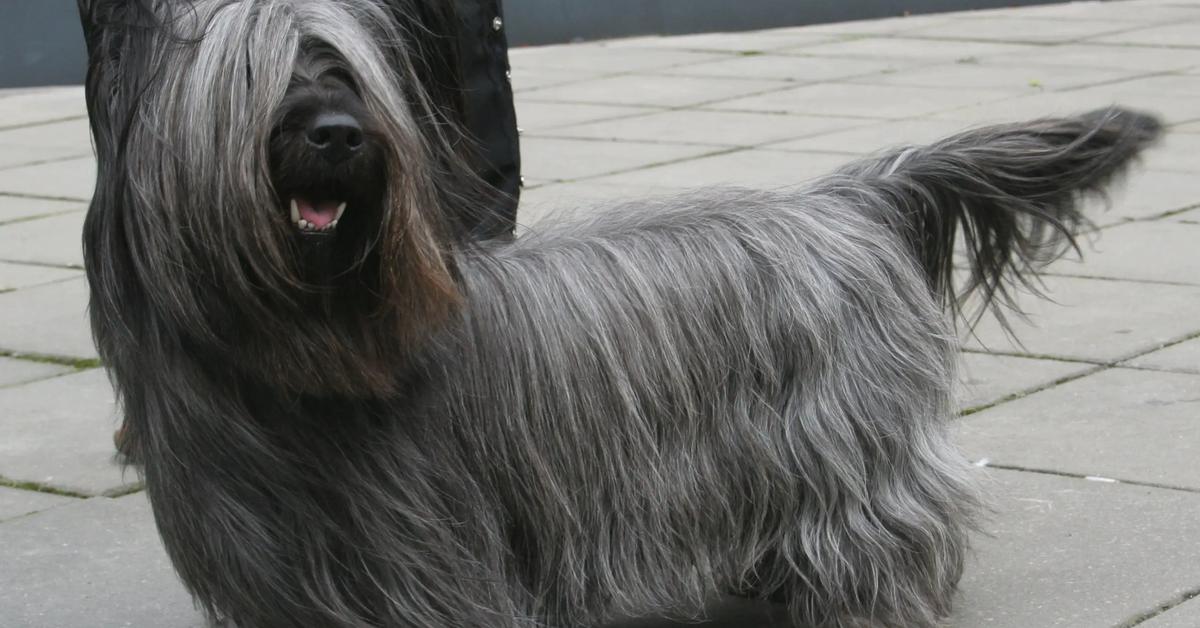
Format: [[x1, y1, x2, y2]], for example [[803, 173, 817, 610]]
[[297, 199, 340, 228]]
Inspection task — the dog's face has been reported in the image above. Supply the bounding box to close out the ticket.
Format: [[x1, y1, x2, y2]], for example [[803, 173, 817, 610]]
[[85, 0, 463, 396], [269, 44, 386, 244]]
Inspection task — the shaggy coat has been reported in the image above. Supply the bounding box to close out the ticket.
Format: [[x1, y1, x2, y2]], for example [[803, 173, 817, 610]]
[[78, 0, 1161, 626]]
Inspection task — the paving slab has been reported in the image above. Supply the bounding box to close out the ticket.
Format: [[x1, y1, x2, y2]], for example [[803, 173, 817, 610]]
[[962, 275, 1200, 363], [0, 277, 98, 359], [519, 137, 722, 182], [509, 45, 728, 74], [0, 261, 82, 292], [846, 59, 1141, 93], [0, 118, 93, 170], [0, 196, 85, 225], [958, 368, 1200, 489], [0, 210, 86, 267], [1124, 337, 1200, 375], [780, 37, 1039, 62], [520, 74, 786, 108], [519, 181, 687, 228], [1047, 221, 1200, 285], [0, 494, 204, 628], [602, 29, 840, 53], [0, 356, 73, 388], [542, 110, 865, 147], [1140, 595, 1200, 628], [1090, 21, 1200, 47], [654, 54, 905, 82], [933, 80, 1200, 125], [954, 468, 1200, 628], [707, 82, 1014, 119], [0, 369, 132, 496], [900, 16, 1134, 44], [586, 149, 849, 189], [511, 67, 593, 93], [0, 156, 96, 201], [0, 486, 74, 522], [957, 352, 1096, 411], [767, 118, 974, 154], [791, 14, 953, 36], [987, 42, 1200, 72], [0, 87, 87, 130], [1093, 169, 1200, 225], [1139, 131, 1200, 173], [514, 101, 661, 132]]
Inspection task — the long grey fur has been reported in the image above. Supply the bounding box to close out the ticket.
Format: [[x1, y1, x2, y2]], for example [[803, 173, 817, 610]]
[[77, 1, 1162, 627]]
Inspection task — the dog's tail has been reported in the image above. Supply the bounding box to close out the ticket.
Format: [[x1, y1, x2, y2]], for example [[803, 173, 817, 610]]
[[840, 106, 1161, 326]]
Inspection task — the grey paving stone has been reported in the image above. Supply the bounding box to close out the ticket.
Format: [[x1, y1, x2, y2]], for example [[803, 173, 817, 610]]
[[602, 29, 840, 53], [0, 494, 204, 628], [901, 16, 1132, 43], [792, 13, 952, 36], [514, 101, 660, 131], [767, 118, 974, 154], [587, 149, 849, 189], [0, 156, 96, 201], [0, 261, 82, 292], [656, 54, 905, 82], [958, 368, 1200, 489], [933, 80, 1200, 125], [543, 110, 864, 148], [708, 82, 1013, 119], [511, 67, 592, 93], [0, 196, 85, 224], [0, 486, 74, 522], [0, 118, 93, 170], [0, 277, 98, 359], [1125, 337, 1200, 375], [1093, 169, 1200, 226], [962, 275, 1200, 363], [509, 45, 727, 74], [0, 356, 72, 388], [0, 87, 87, 130], [0, 210, 86, 267], [520, 137, 721, 182], [781, 37, 1038, 61], [1047, 221, 1200, 285], [1140, 131, 1200, 173], [846, 59, 1141, 92], [957, 352, 1095, 411], [520, 74, 786, 108], [954, 468, 1200, 628], [519, 182, 687, 228], [0, 369, 132, 496], [1091, 22, 1200, 47], [987, 42, 1200, 72], [1140, 596, 1200, 628]]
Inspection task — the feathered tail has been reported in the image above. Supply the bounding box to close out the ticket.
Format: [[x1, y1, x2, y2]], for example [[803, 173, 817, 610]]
[[841, 106, 1162, 325]]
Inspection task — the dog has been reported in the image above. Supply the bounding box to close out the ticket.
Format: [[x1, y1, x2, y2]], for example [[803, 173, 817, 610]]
[[77, 1, 1161, 626]]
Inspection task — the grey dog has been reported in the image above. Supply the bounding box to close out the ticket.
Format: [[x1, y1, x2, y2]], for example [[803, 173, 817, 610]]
[[77, 0, 1160, 626]]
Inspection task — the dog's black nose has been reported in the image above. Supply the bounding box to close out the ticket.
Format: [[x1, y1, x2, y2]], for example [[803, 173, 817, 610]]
[[306, 112, 363, 163]]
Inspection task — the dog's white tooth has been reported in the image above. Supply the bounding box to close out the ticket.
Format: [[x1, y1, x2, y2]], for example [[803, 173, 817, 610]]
[[290, 199, 300, 223], [330, 219, 338, 228], [298, 219, 309, 229], [335, 202, 347, 220]]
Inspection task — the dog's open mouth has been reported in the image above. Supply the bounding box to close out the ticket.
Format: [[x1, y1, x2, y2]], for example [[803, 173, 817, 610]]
[[289, 197, 347, 234]]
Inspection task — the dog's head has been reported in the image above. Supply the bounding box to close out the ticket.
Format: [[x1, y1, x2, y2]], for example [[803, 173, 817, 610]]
[[82, 0, 473, 396]]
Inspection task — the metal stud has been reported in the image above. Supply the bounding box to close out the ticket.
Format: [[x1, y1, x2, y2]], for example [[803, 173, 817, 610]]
[[492, 16, 503, 32]]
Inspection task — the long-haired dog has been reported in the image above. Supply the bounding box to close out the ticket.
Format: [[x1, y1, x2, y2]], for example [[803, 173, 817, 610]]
[[78, 1, 1160, 626]]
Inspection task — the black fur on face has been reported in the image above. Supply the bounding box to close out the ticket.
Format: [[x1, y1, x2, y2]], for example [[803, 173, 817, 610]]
[[269, 42, 387, 274]]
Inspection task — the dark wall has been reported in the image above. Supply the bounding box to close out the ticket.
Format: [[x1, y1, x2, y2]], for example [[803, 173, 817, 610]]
[[0, 0, 1067, 88]]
